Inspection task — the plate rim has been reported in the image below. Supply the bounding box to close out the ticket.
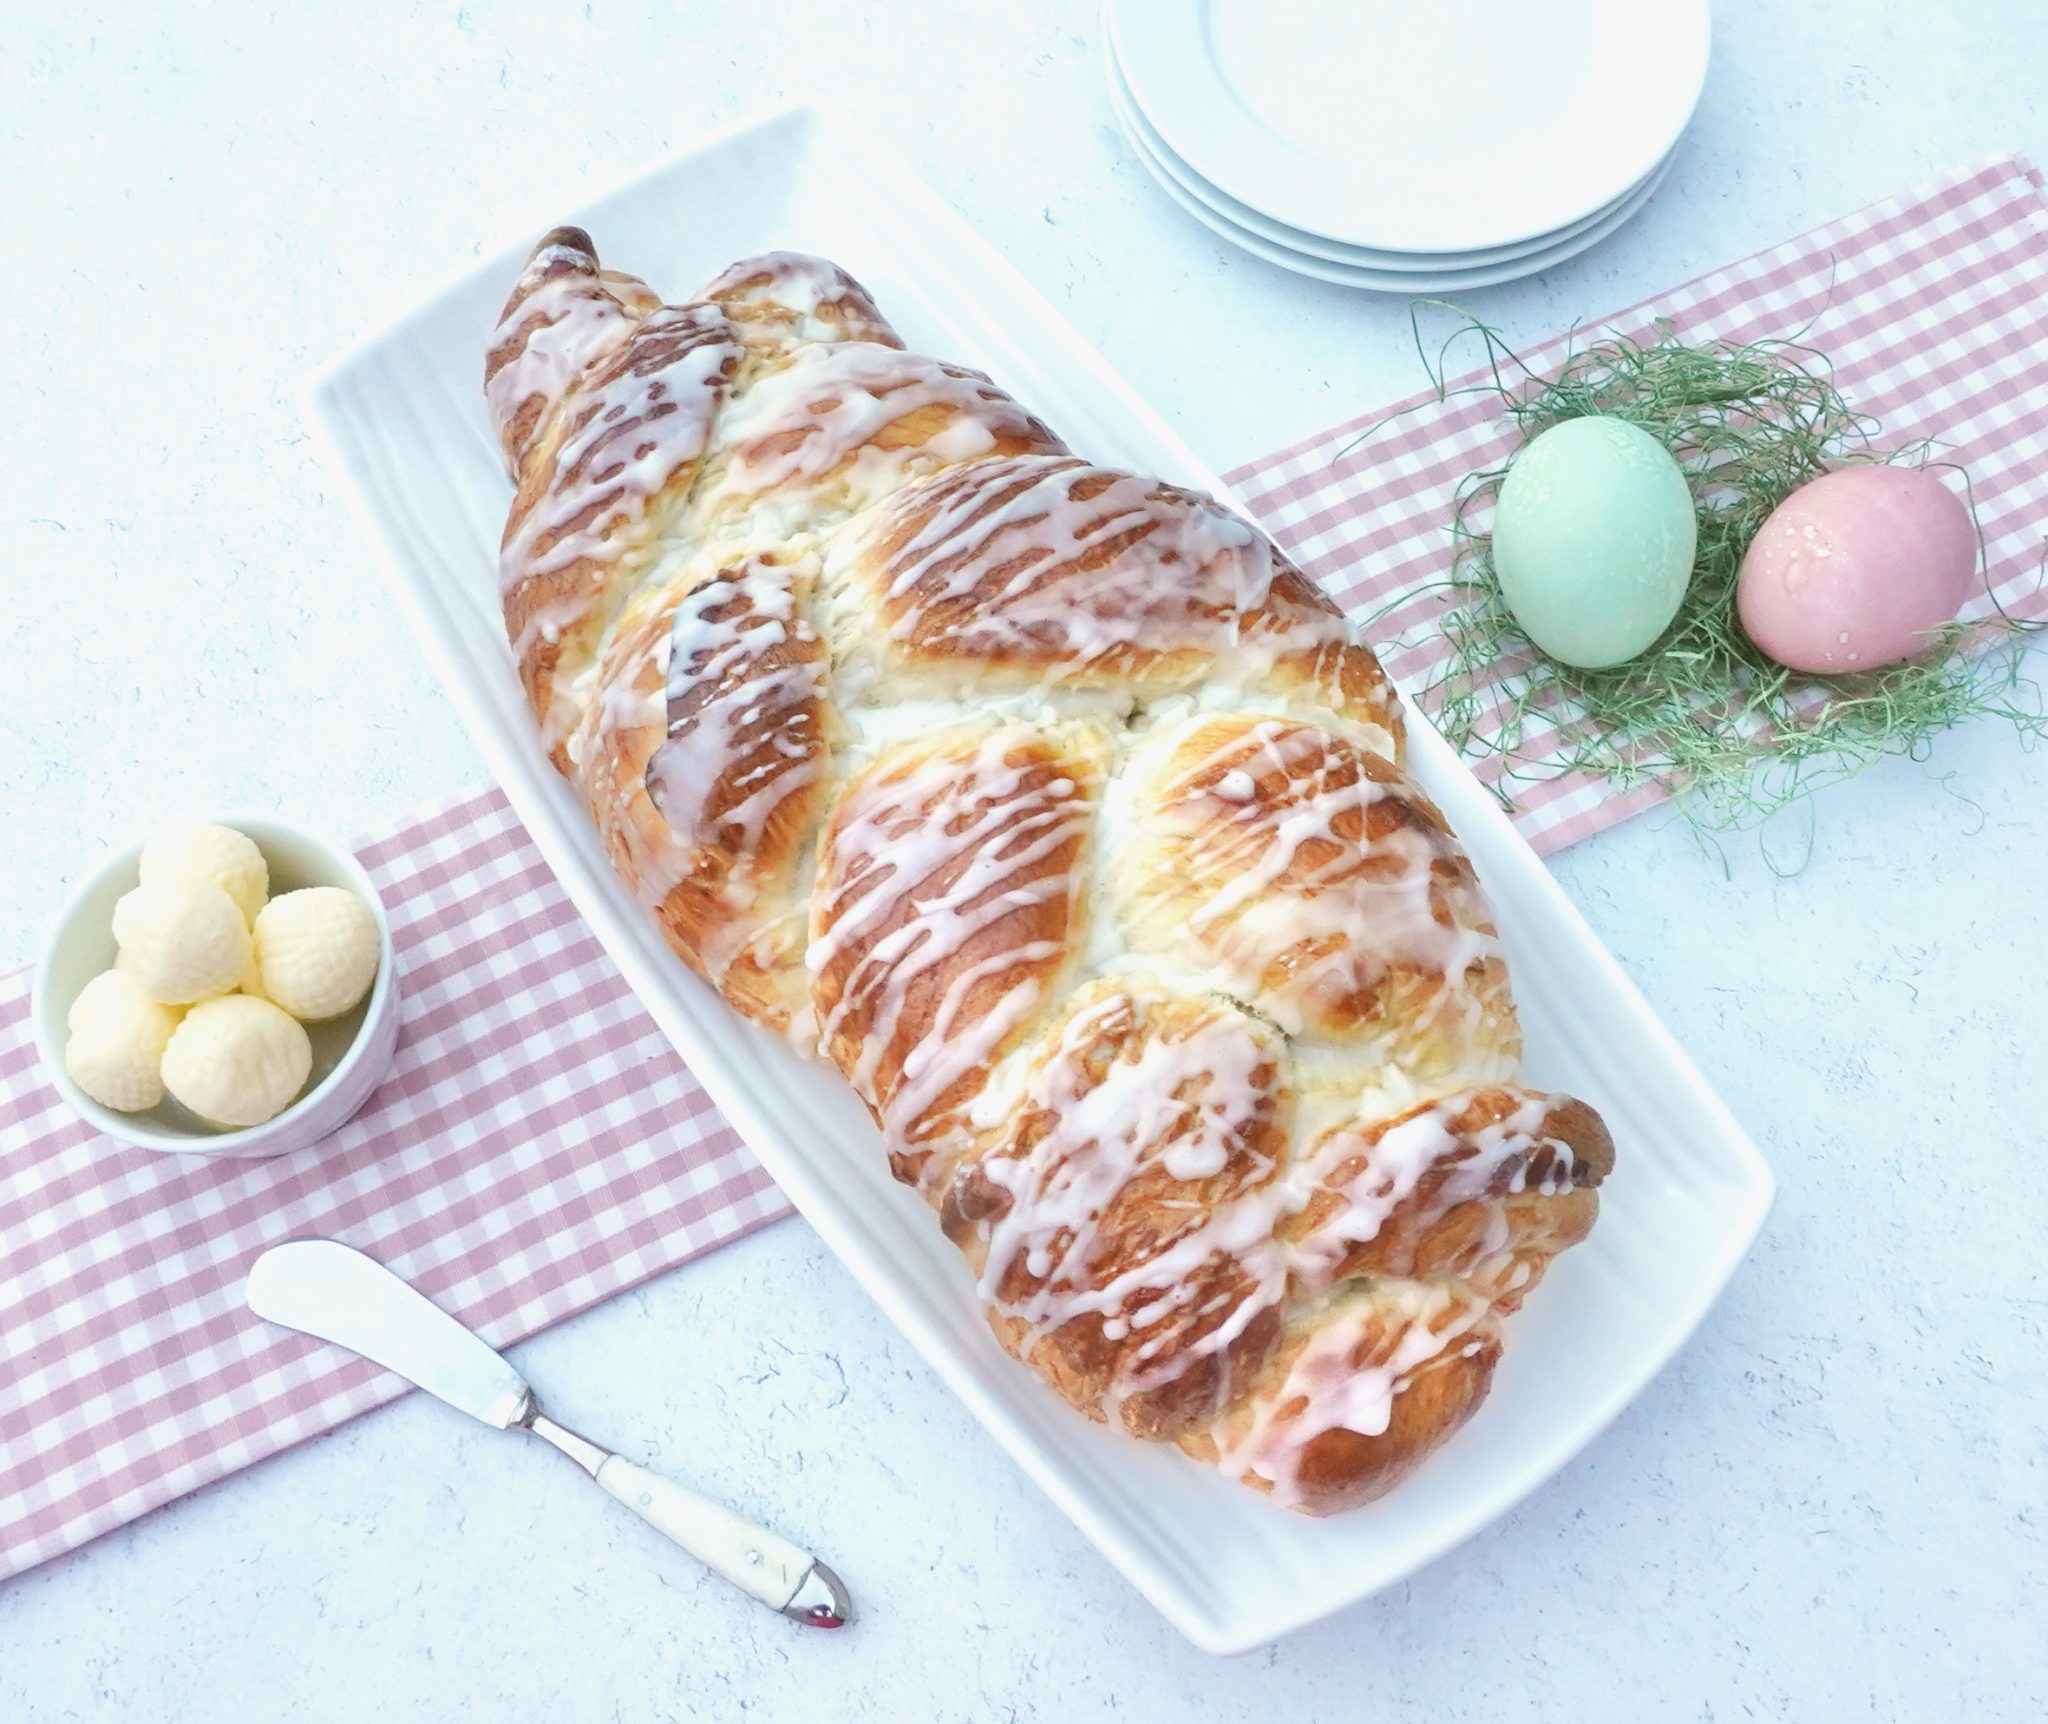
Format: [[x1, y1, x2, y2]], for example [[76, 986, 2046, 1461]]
[[1109, 0, 1710, 252], [304, 99, 1775, 1654], [1110, 54, 1676, 293], [1104, 33, 1663, 270]]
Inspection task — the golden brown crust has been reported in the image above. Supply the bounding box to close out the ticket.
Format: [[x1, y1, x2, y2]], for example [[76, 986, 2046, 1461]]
[[1193, 1278, 1503, 1513], [1286, 1088, 1611, 1291], [829, 454, 1402, 752], [694, 250, 903, 362], [681, 342, 1064, 557], [486, 236, 1617, 1518], [1116, 714, 1518, 1072], [484, 228, 656, 478], [574, 552, 829, 1030], [943, 980, 1290, 1439], [499, 299, 740, 764], [1276, 1291, 1502, 1512], [810, 726, 1100, 1176]]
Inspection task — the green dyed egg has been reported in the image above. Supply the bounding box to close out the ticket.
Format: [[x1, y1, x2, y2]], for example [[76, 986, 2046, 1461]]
[[1491, 415, 1697, 669]]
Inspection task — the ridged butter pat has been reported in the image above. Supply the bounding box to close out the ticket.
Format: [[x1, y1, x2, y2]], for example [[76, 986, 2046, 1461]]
[[112, 878, 252, 1005], [160, 995, 312, 1128], [253, 887, 380, 1021], [64, 969, 184, 1112], [139, 822, 270, 923]]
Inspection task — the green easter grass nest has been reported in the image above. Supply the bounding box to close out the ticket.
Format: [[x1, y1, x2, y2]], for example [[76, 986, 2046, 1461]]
[[1356, 307, 2047, 833]]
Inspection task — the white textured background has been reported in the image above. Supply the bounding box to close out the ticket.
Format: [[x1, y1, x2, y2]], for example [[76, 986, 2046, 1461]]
[[4, 3, 2046, 1718]]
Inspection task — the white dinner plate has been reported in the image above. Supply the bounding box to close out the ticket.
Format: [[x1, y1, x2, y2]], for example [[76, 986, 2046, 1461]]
[[307, 103, 1772, 1655], [1106, 30, 1666, 271], [1110, 0, 1710, 253], [1110, 50, 1674, 291]]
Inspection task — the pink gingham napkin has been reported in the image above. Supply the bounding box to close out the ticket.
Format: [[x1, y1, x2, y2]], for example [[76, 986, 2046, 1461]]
[[0, 785, 790, 1582], [9, 157, 2046, 1588], [1225, 154, 2048, 854]]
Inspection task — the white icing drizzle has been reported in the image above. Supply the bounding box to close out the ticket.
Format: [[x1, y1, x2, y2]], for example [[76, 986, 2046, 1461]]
[[1212, 1280, 1494, 1509], [699, 341, 1058, 537], [695, 250, 902, 351], [499, 303, 737, 743], [485, 236, 654, 478], [1138, 717, 1501, 1045], [482, 239, 1610, 1513], [967, 1024, 1581, 1426], [971, 989, 1286, 1404], [834, 455, 1374, 708], [809, 728, 1092, 1148], [1287, 1090, 1576, 1282], [502, 305, 736, 591], [645, 560, 825, 920], [653, 563, 821, 837], [569, 556, 826, 993]]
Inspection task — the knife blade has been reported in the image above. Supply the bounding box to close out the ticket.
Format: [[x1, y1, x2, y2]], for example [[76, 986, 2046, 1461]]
[[247, 1238, 531, 1428], [246, 1240, 851, 1629]]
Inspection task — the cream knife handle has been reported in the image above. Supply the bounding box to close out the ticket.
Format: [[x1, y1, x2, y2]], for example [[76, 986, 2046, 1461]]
[[594, 1454, 814, 1606], [524, 1410, 850, 1627]]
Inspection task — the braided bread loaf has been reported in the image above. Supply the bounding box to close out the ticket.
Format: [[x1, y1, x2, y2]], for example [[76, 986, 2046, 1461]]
[[485, 232, 1613, 1513]]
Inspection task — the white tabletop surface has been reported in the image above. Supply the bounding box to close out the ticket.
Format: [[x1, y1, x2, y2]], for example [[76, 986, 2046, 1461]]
[[5, 2, 2046, 1718]]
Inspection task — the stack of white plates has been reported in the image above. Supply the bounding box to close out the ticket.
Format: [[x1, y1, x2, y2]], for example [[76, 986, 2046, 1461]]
[[1105, 0, 1710, 291]]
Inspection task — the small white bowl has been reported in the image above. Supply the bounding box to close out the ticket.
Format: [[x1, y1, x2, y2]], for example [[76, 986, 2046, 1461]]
[[31, 815, 401, 1159]]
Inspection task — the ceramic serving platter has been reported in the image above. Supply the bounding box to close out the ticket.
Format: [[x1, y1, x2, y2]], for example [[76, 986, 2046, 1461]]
[[307, 103, 1772, 1654]]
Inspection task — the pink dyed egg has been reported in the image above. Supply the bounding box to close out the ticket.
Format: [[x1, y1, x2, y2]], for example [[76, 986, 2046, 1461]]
[[1736, 465, 1978, 674]]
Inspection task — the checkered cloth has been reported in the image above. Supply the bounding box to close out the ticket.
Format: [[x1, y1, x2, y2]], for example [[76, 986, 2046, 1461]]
[[1223, 154, 2048, 854], [0, 785, 790, 1582], [7, 157, 2045, 1585]]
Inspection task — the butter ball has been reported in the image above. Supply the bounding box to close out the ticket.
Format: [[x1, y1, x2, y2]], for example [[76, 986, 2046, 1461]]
[[253, 887, 379, 1021], [161, 995, 312, 1128], [139, 822, 269, 924], [112, 879, 252, 1005], [64, 969, 183, 1112]]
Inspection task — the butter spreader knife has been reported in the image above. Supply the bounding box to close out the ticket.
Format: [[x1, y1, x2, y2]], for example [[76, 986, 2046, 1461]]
[[246, 1239, 851, 1628]]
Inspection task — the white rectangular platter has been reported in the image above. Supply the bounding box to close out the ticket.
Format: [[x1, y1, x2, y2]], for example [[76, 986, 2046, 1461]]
[[308, 103, 1773, 1654]]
